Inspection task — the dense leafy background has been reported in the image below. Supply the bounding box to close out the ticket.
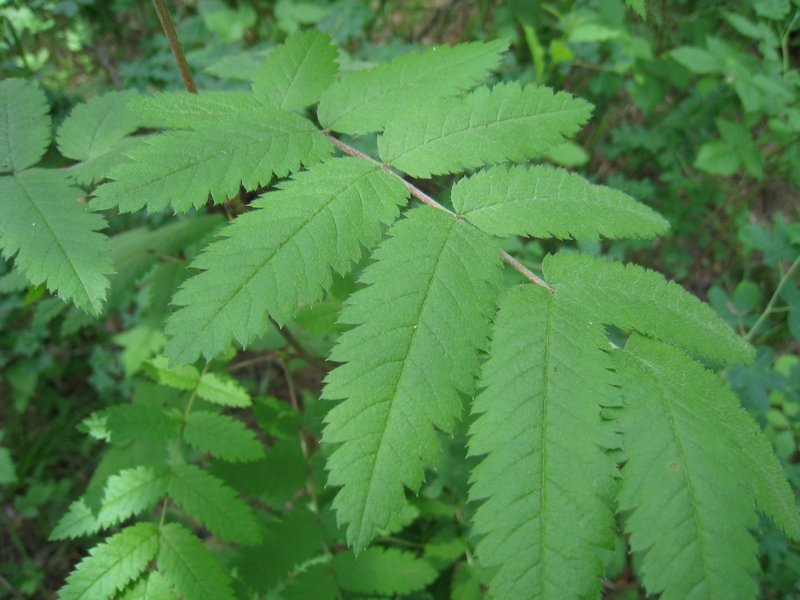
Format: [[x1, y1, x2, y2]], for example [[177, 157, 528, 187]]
[[1, 0, 799, 598]]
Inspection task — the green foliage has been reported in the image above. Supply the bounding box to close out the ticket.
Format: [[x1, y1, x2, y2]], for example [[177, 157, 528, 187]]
[[0, 78, 113, 315], [4, 13, 799, 599]]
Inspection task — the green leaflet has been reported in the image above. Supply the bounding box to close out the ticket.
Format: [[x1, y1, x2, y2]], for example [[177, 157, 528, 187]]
[[323, 206, 501, 552], [91, 106, 332, 213], [146, 356, 252, 406], [333, 547, 438, 596], [58, 522, 159, 600], [468, 284, 617, 600], [119, 571, 175, 600], [318, 38, 508, 135], [126, 91, 264, 128], [57, 90, 146, 186], [543, 251, 755, 365], [50, 497, 101, 540], [379, 83, 592, 178], [106, 403, 181, 444], [167, 463, 261, 545], [0, 78, 50, 173], [452, 165, 669, 240], [158, 523, 236, 600], [0, 170, 113, 315], [614, 334, 763, 599], [97, 465, 170, 528], [184, 411, 265, 462], [252, 29, 339, 110], [165, 158, 408, 365]]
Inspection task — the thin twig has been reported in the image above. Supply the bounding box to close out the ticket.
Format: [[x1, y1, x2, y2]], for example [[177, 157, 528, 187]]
[[323, 131, 555, 293], [322, 131, 455, 215], [269, 317, 333, 372], [151, 0, 197, 93], [500, 250, 555, 293], [746, 254, 800, 343]]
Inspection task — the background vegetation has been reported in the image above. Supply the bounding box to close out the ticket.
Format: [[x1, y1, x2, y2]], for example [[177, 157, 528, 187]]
[[1, 0, 799, 597]]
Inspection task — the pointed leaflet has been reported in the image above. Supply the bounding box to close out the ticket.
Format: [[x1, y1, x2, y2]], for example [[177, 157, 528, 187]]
[[0, 79, 50, 173], [544, 252, 755, 365], [468, 284, 617, 600], [167, 463, 261, 545], [318, 39, 508, 135], [379, 83, 592, 178], [452, 165, 669, 240], [57, 90, 146, 185], [119, 571, 175, 600], [146, 357, 253, 406], [184, 411, 265, 462], [0, 170, 113, 315], [323, 207, 501, 552], [158, 523, 236, 600], [57, 522, 159, 600], [613, 334, 775, 599], [252, 30, 339, 110], [165, 158, 408, 364], [50, 497, 101, 540], [96, 465, 170, 528], [91, 106, 332, 213], [333, 547, 438, 596]]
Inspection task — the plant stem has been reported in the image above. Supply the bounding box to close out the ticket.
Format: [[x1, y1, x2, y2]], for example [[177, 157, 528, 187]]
[[3, 17, 30, 72], [746, 254, 800, 343], [269, 317, 333, 372], [151, 0, 197, 93], [322, 132, 556, 292]]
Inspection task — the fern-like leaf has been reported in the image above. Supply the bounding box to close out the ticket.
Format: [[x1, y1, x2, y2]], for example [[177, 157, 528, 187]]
[[126, 91, 264, 128], [57, 90, 145, 186], [0, 78, 50, 173], [543, 252, 754, 365], [333, 547, 438, 596], [252, 30, 339, 110], [184, 411, 265, 462], [97, 465, 170, 528], [318, 39, 508, 135], [379, 83, 592, 178], [165, 158, 408, 364], [167, 463, 261, 545], [323, 206, 501, 552], [468, 284, 617, 599], [91, 106, 332, 213], [0, 170, 113, 315], [452, 165, 669, 240], [57, 522, 159, 600], [157, 523, 236, 600], [614, 334, 762, 599]]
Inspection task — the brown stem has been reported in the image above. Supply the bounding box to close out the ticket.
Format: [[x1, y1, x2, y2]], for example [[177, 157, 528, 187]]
[[500, 250, 555, 293], [269, 317, 333, 372], [151, 0, 197, 93]]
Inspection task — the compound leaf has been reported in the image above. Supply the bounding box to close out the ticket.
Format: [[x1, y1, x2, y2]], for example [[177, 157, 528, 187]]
[[614, 335, 761, 599], [0, 78, 50, 173], [0, 169, 113, 315], [318, 39, 508, 135], [452, 165, 669, 240], [333, 547, 438, 596], [379, 83, 592, 178], [92, 108, 332, 213], [252, 29, 339, 110], [57, 522, 159, 600], [184, 411, 265, 463], [543, 252, 755, 365], [323, 206, 501, 553], [468, 284, 617, 599], [158, 523, 236, 600], [97, 465, 170, 528], [167, 463, 261, 545], [165, 158, 408, 364], [106, 404, 181, 444]]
